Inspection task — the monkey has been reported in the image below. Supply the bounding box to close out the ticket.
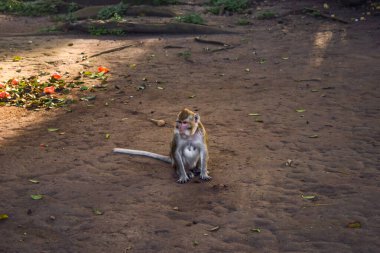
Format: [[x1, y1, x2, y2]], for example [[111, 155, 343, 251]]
[[113, 108, 211, 183]]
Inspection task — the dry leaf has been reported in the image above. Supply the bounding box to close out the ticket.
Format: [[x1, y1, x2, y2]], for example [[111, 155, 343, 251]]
[[207, 226, 220, 232]]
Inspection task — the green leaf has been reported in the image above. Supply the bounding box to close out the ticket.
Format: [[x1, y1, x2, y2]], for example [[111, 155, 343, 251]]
[[248, 113, 261, 116], [347, 221, 361, 229], [47, 128, 59, 132], [259, 58, 266, 64], [188, 95, 196, 99], [105, 133, 110, 139], [302, 195, 316, 200], [30, 194, 43, 200], [13, 56, 22, 62], [296, 109, 306, 113], [251, 228, 261, 233], [0, 214, 9, 220], [29, 179, 40, 184], [309, 134, 319, 138], [93, 208, 104, 215], [80, 86, 89, 91]]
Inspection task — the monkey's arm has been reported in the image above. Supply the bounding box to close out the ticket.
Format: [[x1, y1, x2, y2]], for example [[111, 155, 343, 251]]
[[113, 148, 171, 163]]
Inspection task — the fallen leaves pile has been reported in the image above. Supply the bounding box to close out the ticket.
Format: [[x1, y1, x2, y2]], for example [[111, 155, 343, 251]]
[[0, 66, 110, 110]]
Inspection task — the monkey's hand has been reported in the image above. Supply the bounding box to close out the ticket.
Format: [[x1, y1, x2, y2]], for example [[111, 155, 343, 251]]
[[177, 175, 190, 184], [200, 172, 212, 181]]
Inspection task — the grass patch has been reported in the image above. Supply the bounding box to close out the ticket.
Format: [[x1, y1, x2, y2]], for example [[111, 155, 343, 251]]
[[97, 3, 128, 20], [0, 0, 79, 16], [178, 50, 192, 61], [121, 0, 178, 5], [236, 18, 251, 25], [89, 26, 125, 36], [256, 11, 277, 20], [175, 13, 205, 25], [208, 0, 249, 14]]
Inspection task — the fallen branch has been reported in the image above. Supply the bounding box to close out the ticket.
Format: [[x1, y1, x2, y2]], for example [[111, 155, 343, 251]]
[[68, 20, 236, 35], [194, 37, 230, 46], [279, 8, 349, 24], [294, 78, 322, 82], [210, 46, 236, 53], [163, 45, 187, 49], [303, 8, 349, 24], [194, 37, 236, 53], [88, 44, 136, 58]]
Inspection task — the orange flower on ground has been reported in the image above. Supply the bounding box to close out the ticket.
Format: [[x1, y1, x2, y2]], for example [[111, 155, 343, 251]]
[[44, 86, 55, 94], [11, 79, 19, 85], [51, 72, 62, 80], [0, 83, 5, 89], [98, 66, 109, 73], [0, 91, 10, 99]]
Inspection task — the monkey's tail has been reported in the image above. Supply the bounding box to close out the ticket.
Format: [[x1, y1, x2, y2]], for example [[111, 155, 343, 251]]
[[113, 148, 172, 164]]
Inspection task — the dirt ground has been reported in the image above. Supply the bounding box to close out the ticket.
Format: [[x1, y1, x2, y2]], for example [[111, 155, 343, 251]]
[[0, 0, 379, 252]]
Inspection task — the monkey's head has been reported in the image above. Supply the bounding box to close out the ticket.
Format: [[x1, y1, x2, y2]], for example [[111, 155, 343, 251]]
[[175, 108, 200, 137]]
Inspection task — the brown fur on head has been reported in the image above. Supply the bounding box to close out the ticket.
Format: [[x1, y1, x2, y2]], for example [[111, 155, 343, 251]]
[[176, 108, 204, 136]]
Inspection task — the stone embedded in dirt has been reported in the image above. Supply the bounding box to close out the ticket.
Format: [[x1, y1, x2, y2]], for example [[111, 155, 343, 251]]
[[150, 119, 166, 127]]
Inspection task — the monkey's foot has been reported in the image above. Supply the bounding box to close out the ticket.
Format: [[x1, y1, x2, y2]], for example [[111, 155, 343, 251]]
[[177, 175, 190, 184], [200, 173, 212, 181], [187, 171, 195, 179]]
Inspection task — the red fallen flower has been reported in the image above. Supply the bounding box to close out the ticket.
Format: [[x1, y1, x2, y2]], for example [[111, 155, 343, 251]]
[[11, 79, 19, 85], [44, 86, 55, 94], [0, 91, 10, 99], [51, 72, 62, 79], [98, 66, 109, 73]]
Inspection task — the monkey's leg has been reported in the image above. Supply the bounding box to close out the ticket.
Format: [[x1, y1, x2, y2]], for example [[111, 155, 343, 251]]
[[199, 150, 211, 181], [174, 152, 190, 183]]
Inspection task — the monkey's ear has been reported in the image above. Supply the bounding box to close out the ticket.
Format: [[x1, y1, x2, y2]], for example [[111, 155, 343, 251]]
[[194, 113, 200, 123]]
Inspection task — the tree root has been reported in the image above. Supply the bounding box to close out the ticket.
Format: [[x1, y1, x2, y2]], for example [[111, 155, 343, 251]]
[[67, 20, 237, 35]]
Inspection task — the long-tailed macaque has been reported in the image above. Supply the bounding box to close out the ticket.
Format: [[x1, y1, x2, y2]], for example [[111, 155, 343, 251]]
[[113, 108, 211, 183]]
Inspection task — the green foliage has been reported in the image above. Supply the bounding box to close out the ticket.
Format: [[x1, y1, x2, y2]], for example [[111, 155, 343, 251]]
[[236, 18, 250, 25], [89, 26, 108, 36], [89, 26, 125, 36], [256, 11, 276, 20], [121, 0, 177, 5], [208, 0, 249, 14], [39, 25, 60, 33], [175, 13, 204, 25], [152, 0, 177, 4], [0, 0, 24, 12], [97, 3, 128, 20], [178, 50, 192, 61], [0, 0, 79, 16], [111, 13, 123, 22]]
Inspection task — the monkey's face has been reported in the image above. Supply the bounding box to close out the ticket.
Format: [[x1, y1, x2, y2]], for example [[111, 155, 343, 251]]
[[175, 119, 194, 137], [175, 109, 200, 137]]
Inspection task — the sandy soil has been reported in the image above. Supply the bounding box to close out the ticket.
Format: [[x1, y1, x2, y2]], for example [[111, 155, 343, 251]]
[[0, 1, 379, 252]]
